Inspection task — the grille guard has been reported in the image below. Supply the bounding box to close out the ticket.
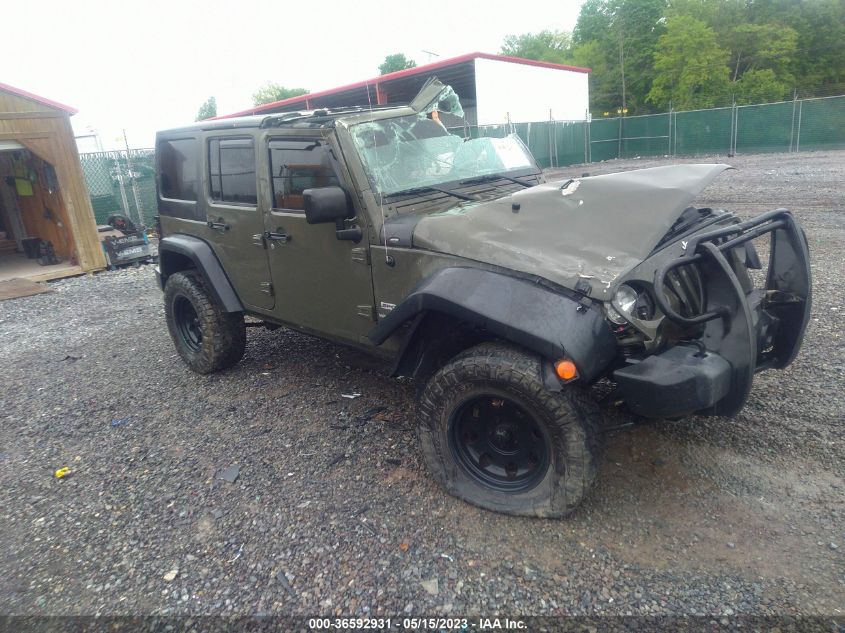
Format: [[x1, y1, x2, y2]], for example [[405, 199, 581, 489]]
[[651, 210, 812, 416]]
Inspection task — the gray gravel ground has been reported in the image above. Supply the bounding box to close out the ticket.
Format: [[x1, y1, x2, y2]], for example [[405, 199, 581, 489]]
[[1, 150, 843, 619]]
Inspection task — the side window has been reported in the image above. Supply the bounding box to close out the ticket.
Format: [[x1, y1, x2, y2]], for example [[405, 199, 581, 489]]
[[269, 139, 340, 211], [157, 138, 198, 202], [208, 137, 257, 205]]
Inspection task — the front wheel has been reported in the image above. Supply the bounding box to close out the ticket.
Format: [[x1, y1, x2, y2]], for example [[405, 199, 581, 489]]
[[164, 271, 246, 374], [417, 342, 599, 517]]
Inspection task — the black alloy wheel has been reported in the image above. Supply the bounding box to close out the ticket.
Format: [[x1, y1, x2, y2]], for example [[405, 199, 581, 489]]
[[173, 295, 203, 352], [448, 394, 551, 492]]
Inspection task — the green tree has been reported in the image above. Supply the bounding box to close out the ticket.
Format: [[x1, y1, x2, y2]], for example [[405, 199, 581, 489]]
[[573, 0, 613, 44], [500, 30, 573, 63], [725, 23, 798, 85], [733, 69, 790, 104], [787, 0, 845, 93], [667, 0, 843, 99], [252, 83, 310, 106], [666, 0, 745, 41], [571, 40, 617, 115], [573, 0, 668, 113], [647, 15, 731, 109], [378, 54, 416, 75], [195, 96, 217, 121]]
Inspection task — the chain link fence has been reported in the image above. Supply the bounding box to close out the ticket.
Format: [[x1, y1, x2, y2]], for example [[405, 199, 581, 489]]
[[78, 96, 844, 218], [459, 94, 845, 169], [79, 149, 156, 227]]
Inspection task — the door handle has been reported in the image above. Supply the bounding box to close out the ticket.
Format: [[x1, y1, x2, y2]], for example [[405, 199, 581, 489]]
[[264, 230, 290, 243], [207, 219, 229, 232]]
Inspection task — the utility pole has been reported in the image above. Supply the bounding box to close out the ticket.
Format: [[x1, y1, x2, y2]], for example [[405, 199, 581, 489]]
[[619, 36, 627, 112], [122, 129, 144, 227]]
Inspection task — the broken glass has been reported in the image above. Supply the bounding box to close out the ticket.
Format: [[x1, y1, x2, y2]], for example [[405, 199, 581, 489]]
[[351, 84, 536, 198], [421, 85, 465, 119], [352, 117, 535, 196]]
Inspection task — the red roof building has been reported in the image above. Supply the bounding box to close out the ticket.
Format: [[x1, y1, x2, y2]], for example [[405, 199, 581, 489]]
[[220, 52, 591, 125]]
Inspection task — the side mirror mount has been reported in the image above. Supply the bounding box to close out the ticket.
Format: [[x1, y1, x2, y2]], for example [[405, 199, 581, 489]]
[[303, 186, 352, 225], [303, 186, 362, 242]]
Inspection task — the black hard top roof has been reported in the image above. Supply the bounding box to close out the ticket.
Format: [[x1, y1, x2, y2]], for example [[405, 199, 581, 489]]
[[157, 104, 401, 136]]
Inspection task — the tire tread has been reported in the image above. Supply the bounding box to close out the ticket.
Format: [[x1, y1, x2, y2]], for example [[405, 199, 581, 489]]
[[418, 341, 599, 518], [164, 270, 246, 374]]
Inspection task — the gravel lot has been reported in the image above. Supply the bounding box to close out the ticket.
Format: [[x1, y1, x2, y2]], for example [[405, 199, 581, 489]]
[[1, 150, 843, 619]]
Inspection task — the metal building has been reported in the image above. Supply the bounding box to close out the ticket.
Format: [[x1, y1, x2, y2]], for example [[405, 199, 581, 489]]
[[220, 52, 591, 125]]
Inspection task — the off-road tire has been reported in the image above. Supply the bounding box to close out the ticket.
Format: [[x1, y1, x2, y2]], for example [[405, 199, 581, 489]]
[[164, 271, 246, 374], [418, 342, 599, 518]]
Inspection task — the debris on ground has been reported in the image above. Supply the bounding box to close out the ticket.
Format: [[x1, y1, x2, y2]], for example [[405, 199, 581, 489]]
[[216, 465, 240, 483], [110, 418, 129, 427], [353, 406, 388, 427], [276, 570, 296, 597], [420, 579, 439, 596], [163, 569, 178, 582], [228, 543, 244, 563], [53, 467, 71, 479]]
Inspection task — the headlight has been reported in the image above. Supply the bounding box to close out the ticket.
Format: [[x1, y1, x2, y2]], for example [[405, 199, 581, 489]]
[[608, 284, 655, 324], [614, 285, 638, 318], [605, 303, 626, 325]]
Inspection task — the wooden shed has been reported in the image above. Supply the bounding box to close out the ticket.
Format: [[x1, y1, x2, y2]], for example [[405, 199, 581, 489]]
[[0, 82, 105, 283]]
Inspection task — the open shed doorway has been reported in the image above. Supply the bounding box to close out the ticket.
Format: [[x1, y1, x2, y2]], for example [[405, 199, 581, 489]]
[[0, 146, 82, 283], [0, 81, 107, 287]]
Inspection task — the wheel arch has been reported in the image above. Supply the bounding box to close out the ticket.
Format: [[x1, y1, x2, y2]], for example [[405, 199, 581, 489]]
[[371, 267, 617, 383], [157, 234, 243, 313]]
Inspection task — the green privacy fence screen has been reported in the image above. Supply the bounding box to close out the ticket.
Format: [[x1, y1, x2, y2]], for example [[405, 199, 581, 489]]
[[463, 94, 845, 169], [78, 96, 844, 220], [673, 106, 734, 156], [78, 150, 156, 228]]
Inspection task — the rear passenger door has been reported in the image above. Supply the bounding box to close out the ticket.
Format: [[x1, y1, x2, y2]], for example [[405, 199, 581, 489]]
[[204, 135, 274, 310]]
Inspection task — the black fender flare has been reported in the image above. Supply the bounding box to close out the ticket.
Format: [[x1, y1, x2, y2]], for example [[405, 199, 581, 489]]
[[369, 267, 616, 382], [157, 234, 243, 312]]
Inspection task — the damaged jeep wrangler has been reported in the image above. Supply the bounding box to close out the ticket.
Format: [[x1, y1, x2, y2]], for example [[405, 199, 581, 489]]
[[155, 80, 811, 517]]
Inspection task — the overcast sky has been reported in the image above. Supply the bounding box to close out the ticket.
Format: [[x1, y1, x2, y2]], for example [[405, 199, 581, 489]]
[[2, 0, 583, 150]]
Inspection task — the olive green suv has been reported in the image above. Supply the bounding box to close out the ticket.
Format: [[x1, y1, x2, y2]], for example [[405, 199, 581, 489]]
[[155, 80, 811, 517]]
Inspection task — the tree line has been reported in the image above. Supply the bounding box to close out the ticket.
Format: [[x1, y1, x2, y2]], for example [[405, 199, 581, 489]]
[[196, 1, 844, 121], [502, 0, 845, 115]]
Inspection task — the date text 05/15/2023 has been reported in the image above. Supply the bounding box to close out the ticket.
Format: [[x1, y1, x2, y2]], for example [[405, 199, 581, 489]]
[[307, 617, 527, 630]]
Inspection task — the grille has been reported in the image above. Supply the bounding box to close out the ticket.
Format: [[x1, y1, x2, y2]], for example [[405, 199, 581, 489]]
[[662, 263, 705, 318]]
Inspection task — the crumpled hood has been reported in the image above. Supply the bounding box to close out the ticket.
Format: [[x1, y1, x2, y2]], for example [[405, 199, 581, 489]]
[[411, 164, 732, 300]]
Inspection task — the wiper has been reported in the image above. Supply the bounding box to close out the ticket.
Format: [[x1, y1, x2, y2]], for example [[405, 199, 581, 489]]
[[389, 185, 477, 201], [459, 173, 535, 188]]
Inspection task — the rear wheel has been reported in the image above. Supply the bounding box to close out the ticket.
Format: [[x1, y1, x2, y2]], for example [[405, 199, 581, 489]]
[[164, 271, 246, 374], [418, 342, 599, 517]]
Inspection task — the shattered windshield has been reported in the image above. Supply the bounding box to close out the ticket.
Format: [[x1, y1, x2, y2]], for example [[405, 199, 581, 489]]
[[351, 116, 537, 196]]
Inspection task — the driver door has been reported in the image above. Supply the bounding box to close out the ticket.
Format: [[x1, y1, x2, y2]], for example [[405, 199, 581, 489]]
[[263, 136, 375, 345]]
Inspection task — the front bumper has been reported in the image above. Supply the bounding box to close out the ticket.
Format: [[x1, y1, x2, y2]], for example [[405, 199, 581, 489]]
[[613, 210, 811, 418], [614, 345, 731, 418]]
